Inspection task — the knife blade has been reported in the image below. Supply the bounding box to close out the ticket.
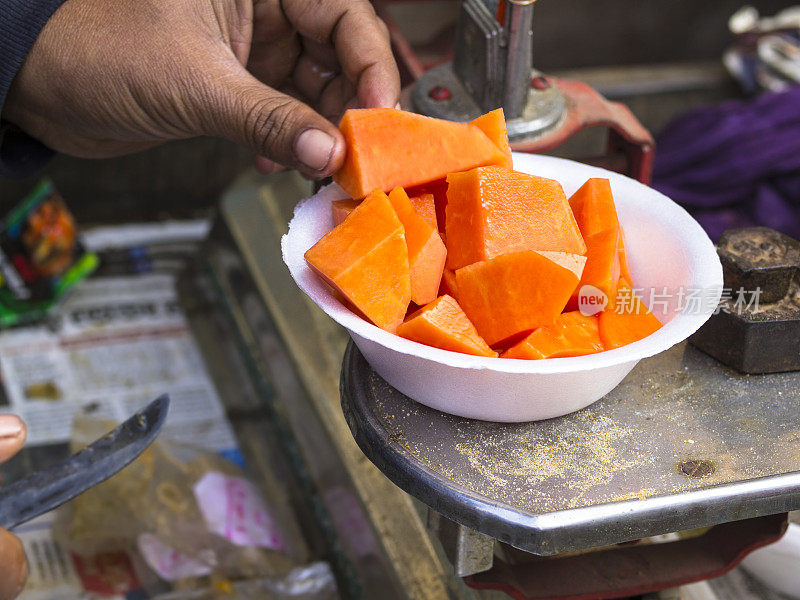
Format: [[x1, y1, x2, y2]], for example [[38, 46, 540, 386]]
[[0, 394, 170, 530]]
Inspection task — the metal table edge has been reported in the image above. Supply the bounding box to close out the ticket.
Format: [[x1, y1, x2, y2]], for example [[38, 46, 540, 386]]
[[340, 341, 800, 556]]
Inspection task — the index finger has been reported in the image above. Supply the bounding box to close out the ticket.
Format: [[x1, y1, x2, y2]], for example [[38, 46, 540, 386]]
[[282, 0, 400, 109]]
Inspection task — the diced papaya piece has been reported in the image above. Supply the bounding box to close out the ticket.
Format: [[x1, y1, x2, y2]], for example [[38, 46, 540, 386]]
[[445, 166, 587, 270], [439, 268, 459, 300], [618, 236, 633, 283], [331, 199, 360, 226], [568, 178, 632, 283], [305, 189, 410, 332], [536, 252, 586, 313], [501, 312, 604, 359], [397, 295, 497, 357], [470, 108, 512, 170], [569, 179, 620, 236], [408, 192, 438, 231], [536, 251, 587, 281], [334, 109, 508, 199], [388, 187, 447, 305], [455, 251, 579, 348], [408, 178, 448, 235], [571, 228, 621, 307], [598, 285, 662, 349]]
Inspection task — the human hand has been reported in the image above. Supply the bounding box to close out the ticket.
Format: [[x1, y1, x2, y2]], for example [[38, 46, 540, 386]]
[[3, 0, 399, 178], [0, 416, 27, 600]]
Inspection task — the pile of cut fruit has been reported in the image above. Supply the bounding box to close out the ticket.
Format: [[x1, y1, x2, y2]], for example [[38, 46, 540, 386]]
[[305, 108, 662, 359]]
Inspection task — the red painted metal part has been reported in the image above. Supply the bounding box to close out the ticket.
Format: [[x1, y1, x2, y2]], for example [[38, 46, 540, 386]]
[[511, 78, 655, 185], [464, 513, 788, 600]]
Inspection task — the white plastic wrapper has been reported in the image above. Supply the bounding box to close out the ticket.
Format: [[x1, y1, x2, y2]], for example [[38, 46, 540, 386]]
[[282, 154, 723, 422]]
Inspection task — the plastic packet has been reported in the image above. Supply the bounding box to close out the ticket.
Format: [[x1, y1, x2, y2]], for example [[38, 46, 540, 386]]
[[152, 562, 339, 600], [0, 180, 98, 326], [54, 414, 300, 591]]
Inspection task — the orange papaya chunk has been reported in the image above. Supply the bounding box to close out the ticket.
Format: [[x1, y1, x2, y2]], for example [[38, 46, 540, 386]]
[[536, 251, 587, 281], [408, 192, 438, 231], [501, 312, 604, 359], [455, 251, 579, 348], [331, 199, 360, 226], [445, 166, 586, 270], [334, 109, 508, 199], [439, 268, 459, 300], [618, 236, 633, 283], [568, 178, 632, 282], [470, 108, 512, 169], [572, 228, 621, 307], [598, 285, 662, 349], [305, 189, 410, 332], [408, 179, 448, 235], [397, 295, 497, 357], [388, 187, 447, 305], [569, 179, 620, 236]]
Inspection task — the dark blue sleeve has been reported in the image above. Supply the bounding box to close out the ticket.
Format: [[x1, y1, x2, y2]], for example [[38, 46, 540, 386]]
[[0, 0, 68, 179]]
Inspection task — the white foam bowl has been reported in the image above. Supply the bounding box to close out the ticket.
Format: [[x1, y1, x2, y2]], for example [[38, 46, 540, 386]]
[[282, 153, 723, 422]]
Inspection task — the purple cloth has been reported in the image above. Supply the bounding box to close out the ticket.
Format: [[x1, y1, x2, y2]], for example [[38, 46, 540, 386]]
[[652, 85, 800, 241]]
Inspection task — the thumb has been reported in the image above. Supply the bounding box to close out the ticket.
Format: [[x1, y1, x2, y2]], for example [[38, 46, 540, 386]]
[[0, 529, 28, 600], [0, 417, 27, 600], [0, 528, 26, 600], [0, 416, 25, 464], [201, 66, 346, 179]]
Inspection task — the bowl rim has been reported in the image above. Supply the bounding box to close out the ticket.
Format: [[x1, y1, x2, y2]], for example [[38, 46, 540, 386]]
[[282, 153, 723, 375]]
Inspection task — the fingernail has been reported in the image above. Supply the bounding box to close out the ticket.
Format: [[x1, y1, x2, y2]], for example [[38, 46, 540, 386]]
[[0, 416, 23, 439], [295, 129, 335, 171], [395, 102, 402, 110]]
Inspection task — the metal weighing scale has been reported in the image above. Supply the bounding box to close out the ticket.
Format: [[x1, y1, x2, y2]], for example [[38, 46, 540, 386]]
[[341, 340, 800, 599], [333, 3, 800, 596], [202, 173, 800, 599], [202, 182, 800, 600], [194, 2, 800, 598]]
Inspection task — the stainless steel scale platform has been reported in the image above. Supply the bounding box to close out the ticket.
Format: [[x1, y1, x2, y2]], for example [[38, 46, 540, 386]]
[[340, 338, 800, 598], [342, 341, 800, 555]]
